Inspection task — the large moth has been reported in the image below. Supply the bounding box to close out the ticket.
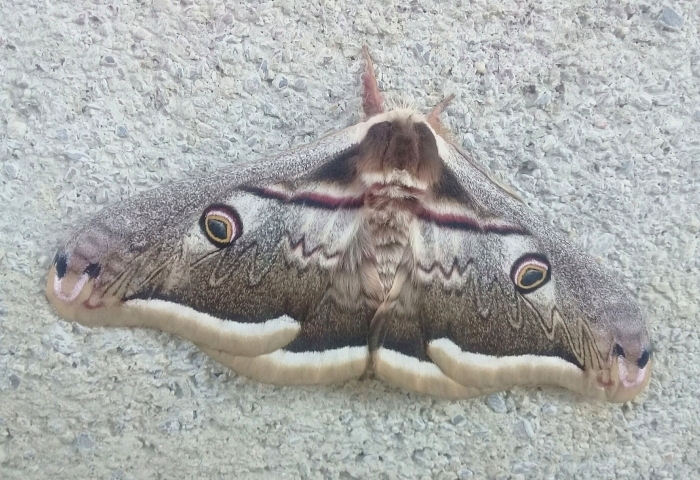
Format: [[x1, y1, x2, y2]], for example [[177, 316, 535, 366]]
[[46, 48, 652, 402]]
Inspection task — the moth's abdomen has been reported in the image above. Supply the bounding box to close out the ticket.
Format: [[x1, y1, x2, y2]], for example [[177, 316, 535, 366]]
[[361, 195, 415, 295]]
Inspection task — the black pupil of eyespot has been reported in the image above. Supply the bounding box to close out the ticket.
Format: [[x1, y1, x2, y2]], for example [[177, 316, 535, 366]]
[[520, 267, 544, 287], [207, 218, 229, 241]]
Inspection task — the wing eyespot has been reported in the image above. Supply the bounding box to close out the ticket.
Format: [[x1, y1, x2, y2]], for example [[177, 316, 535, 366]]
[[511, 254, 551, 294], [199, 204, 243, 248]]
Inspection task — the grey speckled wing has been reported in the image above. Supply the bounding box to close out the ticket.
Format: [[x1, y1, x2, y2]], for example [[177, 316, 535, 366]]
[[46, 48, 652, 402]]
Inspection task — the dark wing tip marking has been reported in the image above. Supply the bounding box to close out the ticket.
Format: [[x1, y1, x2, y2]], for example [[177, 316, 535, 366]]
[[54, 252, 68, 279], [83, 262, 102, 279], [637, 348, 651, 368], [614, 343, 652, 369], [612, 343, 625, 357]]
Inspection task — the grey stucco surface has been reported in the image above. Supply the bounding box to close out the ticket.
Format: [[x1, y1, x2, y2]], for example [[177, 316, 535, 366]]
[[0, 1, 698, 478]]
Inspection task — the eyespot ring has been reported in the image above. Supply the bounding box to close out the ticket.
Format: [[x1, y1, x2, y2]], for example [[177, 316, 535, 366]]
[[510, 254, 551, 294], [199, 204, 242, 248]]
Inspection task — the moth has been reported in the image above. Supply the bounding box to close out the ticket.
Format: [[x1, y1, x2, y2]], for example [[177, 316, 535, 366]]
[[46, 48, 652, 402]]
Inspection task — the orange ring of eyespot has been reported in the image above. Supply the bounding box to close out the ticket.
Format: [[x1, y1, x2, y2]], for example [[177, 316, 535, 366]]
[[511, 254, 551, 294], [199, 204, 243, 248], [205, 214, 234, 244], [516, 264, 548, 290]]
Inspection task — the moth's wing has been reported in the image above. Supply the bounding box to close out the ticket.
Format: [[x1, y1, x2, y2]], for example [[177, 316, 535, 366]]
[[47, 126, 372, 384], [373, 141, 652, 402]]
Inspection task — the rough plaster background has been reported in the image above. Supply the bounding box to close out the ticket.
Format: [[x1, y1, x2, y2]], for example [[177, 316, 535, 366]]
[[1, 0, 699, 479]]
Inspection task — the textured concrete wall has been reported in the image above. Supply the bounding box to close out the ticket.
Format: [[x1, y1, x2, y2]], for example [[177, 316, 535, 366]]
[[1, 1, 698, 478]]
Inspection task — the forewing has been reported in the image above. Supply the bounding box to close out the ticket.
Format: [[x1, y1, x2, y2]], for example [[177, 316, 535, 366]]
[[46, 126, 373, 383], [373, 140, 652, 402]]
